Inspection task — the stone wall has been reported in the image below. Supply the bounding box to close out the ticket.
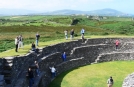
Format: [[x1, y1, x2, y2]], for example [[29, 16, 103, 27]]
[[11, 52, 38, 86], [71, 44, 116, 63], [39, 57, 90, 87], [41, 40, 85, 55], [0, 38, 134, 87], [11, 40, 86, 87], [122, 72, 134, 87], [0, 58, 4, 74], [96, 52, 134, 63], [86, 38, 134, 45]]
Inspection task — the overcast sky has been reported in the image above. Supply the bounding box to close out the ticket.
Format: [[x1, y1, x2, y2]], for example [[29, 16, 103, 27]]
[[0, 0, 133, 14]]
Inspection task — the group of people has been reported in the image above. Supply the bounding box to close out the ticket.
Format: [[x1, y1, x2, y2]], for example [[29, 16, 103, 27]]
[[64, 29, 75, 40], [31, 32, 40, 53], [15, 28, 85, 52], [27, 62, 57, 87], [15, 35, 23, 52], [64, 28, 85, 40], [15, 32, 40, 52], [27, 55, 114, 87], [49, 52, 67, 79], [15, 30, 118, 87]]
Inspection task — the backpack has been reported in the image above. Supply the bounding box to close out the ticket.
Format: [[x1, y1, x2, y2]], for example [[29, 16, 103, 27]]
[[109, 78, 113, 84]]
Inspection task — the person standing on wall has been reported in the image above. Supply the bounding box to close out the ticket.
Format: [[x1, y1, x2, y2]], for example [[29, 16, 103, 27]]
[[115, 40, 119, 50], [49, 66, 56, 79], [31, 42, 36, 51], [34, 61, 40, 76], [64, 30, 68, 40], [15, 36, 19, 52], [18, 35, 23, 49], [107, 76, 114, 87], [36, 32, 40, 46], [62, 52, 67, 62], [81, 28, 85, 39], [28, 67, 34, 87], [70, 29, 74, 40]]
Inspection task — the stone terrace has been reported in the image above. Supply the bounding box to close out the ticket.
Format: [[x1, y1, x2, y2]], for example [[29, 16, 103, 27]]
[[0, 38, 134, 87]]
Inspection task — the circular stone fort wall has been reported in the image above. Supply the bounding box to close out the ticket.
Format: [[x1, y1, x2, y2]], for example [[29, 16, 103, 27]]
[[0, 38, 134, 87]]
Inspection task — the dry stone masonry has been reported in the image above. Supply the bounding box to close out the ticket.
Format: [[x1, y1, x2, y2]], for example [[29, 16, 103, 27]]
[[122, 73, 134, 87], [0, 38, 134, 87]]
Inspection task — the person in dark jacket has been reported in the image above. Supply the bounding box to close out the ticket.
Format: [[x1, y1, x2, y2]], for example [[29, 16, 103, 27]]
[[34, 61, 40, 76], [28, 67, 34, 87], [36, 32, 40, 46], [70, 29, 74, 40], [107, 76, 114, 87], [31, 42, 36, 51]]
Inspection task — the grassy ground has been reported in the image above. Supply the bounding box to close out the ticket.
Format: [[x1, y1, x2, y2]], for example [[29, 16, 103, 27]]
[[0, 38, 71, 57], [0, 15, 134, 53], [1, 35, 134, 57], [49, 61, 134, 87]]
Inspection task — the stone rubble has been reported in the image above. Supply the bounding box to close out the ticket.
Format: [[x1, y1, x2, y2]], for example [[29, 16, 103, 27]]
[[122, 73, 134, 87]]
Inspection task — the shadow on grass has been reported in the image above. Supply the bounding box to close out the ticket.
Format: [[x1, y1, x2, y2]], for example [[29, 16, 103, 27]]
[[48, 67, 80, 87]]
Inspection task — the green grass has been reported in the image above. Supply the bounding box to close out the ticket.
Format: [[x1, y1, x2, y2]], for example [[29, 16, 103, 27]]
[[0, 38, 71, 57], [1, 35, 134, 57], [0, 15, 134, 56], [49, 61, 134, 87]]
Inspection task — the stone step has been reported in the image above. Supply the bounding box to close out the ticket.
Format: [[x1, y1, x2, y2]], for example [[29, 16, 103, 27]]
[[5, 79, 11, 84], [91, 62, 97, 64], [3, 66, 12, 70], [5, 63, 12, 67], [5, 84, 11, 87], [3, 74, 11, 78], [2, 70, 11, 76], [5, 60, 12, 63], [32, 72, 45, 87], [4, 57, 14, 60], [2, 70, 11, 74], [4, 77, 11, 80], [4, 77, 11, 84]]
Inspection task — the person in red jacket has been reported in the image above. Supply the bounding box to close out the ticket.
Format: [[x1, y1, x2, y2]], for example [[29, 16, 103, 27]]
[[115, 40, 119, 50]]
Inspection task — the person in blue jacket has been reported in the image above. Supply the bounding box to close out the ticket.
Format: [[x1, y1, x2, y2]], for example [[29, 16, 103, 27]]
[[62, 52, 67, 61]]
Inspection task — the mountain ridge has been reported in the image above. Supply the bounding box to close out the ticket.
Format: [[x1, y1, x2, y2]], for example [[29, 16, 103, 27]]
[[0, 8, 133, 16]]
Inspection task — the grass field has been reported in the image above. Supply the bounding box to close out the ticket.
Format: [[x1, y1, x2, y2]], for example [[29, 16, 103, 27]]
[[49, 61, 134, 87], [0, 15, 134, 53], [1, 35, 134, 57]]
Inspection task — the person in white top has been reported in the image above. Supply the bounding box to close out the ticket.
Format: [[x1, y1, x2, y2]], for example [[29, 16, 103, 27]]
[[15, 36, 19, 52], [81, 28, 85, 39], [18, 35, 23, 49], [49, 66, 56, 78], [107, 76, 114, 87], [64, 30, 68, 40]]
